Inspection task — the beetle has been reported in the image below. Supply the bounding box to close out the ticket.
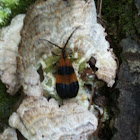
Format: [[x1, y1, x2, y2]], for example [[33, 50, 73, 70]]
[[40, 27, 80, 99]]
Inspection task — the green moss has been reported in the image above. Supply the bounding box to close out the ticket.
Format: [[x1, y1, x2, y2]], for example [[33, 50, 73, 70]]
[[0, 81, 20, 132], [44, 55, 60, 73], [78, 61, 86, 72], [101, 0, 140, 43], [0, 0, 37, 27], [46, 78, 52, 87]]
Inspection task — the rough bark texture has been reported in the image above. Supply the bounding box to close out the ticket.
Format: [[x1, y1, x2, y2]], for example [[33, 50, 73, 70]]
[[112, 37, 140, 140], [135, 0, 140, 15]]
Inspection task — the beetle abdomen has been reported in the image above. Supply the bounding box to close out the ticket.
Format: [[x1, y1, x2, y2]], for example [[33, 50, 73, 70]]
[[56, 53, 79, 99], [56, 81, 79, 99]]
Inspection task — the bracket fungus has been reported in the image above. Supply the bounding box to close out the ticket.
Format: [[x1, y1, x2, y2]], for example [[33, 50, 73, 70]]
[[0, 0, 118, 139], [9, 97, 98, 140], [0, 128, 17, 140]]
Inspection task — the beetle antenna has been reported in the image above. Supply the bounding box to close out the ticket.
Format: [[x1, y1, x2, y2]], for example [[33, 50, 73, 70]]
[[63, 26, 80, 50], [39, 39, 62, 49]]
